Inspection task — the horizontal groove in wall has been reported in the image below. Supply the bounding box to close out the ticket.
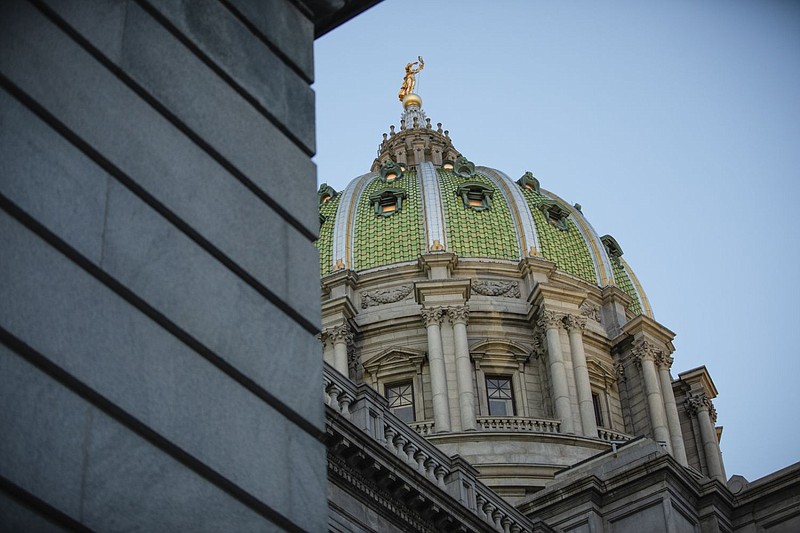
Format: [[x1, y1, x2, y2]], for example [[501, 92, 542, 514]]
[[218, 0, 313, 84], [30, 0, 318, 243], [133, 0, 316, 156], [0, 329, 306, 533], [0, 191, 325, 444], [0, 474, 94, 533], [0, 74, 319, 338]]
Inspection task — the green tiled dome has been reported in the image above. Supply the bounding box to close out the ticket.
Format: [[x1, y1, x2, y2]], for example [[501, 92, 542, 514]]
[[316, 113, 651, 318]]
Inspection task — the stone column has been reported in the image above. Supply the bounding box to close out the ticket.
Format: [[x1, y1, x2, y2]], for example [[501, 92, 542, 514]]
[[656, 353, 689, 466], [329, 323, 352, 377], [632, 341, 671, 451], [447, 306, 476, 431], [687, 393, 725, 482], [537, 310, 574, 434], [422, 307, 451, 432], [563, 314, 597, 437]]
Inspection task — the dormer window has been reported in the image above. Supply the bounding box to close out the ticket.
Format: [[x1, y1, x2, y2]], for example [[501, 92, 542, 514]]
[[370, 188, 407, 217], [318, 183, 337, 206], [539, 200, 569, 230], [601, 235, 624, 263], [442, 160, 455, 170], [380, 160, 404, 183], [456, 182, 493, 211], [516, 171, 540, 193]]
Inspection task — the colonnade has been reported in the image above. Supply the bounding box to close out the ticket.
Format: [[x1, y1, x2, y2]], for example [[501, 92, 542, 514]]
[[420, 305, 475, 432]]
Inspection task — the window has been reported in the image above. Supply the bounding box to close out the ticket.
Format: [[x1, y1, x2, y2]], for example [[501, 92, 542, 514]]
[[385, 382, 415, 423], [456, 182, 493, 211], [592, 393, 604, 427], [486, 376, 514, 416], [538, 200, 570, 230], [369, 188, 407, 217]]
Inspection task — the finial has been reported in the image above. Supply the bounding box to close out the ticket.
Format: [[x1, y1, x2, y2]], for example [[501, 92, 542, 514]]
[[426, 118, 432, 129], [399, 56, 424, 108], [437, 122, 443, 133], [389, 125, 395, 136]]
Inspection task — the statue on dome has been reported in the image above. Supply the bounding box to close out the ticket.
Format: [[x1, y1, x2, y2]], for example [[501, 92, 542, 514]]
[[398, 56, 424, 102]]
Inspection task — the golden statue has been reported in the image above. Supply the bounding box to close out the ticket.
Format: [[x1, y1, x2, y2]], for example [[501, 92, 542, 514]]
[[398, 56, 424, 102]]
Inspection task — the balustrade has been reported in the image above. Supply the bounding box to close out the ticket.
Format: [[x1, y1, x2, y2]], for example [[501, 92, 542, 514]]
[[477, 416, 560, 433], [323, 362, 530, 531]]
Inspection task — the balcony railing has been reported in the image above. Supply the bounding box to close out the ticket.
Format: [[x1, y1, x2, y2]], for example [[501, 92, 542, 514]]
[[597, 427, 633, 442], [476, 416, 561, 433], [324, 364, 531, 533]]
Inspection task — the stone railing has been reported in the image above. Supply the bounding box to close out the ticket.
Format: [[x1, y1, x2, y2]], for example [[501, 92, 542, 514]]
[[597, 427, 633, 442], [324, 363, 532, 533], [476, 416, 561, 433], [409, 420, 435, 436]]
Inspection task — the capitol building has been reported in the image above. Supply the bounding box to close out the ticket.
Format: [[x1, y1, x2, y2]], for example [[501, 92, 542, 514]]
[[318, 73, 799, 532]]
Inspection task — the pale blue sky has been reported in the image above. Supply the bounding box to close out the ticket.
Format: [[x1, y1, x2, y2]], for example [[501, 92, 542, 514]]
[[313, 0, 800, 481]]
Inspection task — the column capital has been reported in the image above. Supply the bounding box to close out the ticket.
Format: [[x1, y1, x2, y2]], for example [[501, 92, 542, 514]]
[[631, 339, 663, 364], [685, 392, 713, 417], [655, 352, 674, 369], [562, 314, 587, 332], [327, 322, 354, 345], [446, 305, 469, 325], [421, 306, 444, 327], [536, 309, 564, 330]]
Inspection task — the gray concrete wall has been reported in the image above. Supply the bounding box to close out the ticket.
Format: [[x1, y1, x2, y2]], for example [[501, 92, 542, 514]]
[[0, 0, 324, 530]]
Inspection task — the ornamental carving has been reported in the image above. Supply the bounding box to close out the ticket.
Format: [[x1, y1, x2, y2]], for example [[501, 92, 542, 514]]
[[531, 333, 546, 360], [685, 393, 713, 417], [471, 280, 520, 298], [562, 314, 587, 332], [631, 339, 663, 364], [328, 323, 354, 345], [446, 306, 469, 325], [536, 309, 564, 330], [420, 307, 444, 327], [613, 361, 626, 380], [361, 284, 413, 308], [654, 352, 674, 369], [580, 302, 601, 322]]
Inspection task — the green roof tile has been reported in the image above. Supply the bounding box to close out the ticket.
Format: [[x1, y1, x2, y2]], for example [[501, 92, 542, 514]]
[[519, 187, 597, 284], [353, 171, 425, 270], [317, 193, 341, 276], [611, 259, 643, 315], [439, 169, 518, 260]]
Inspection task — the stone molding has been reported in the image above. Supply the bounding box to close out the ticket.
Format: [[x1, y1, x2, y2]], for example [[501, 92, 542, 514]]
[[471, 279, 520, 298], [446, 305, 469, 325], [420, 306, 444, 327], [361, 284, 413, 308]]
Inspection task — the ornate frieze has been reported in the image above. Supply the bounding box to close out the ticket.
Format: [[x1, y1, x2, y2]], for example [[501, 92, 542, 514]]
[[562, 314, 587, 332], [471, 279, 520, 298], [420, 307, 444, 327], [361, 284, 413, 308], [580, 302, 601, 322], [446, 305, 469, 325]]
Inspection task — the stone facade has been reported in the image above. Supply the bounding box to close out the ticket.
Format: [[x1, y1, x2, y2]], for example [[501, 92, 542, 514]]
[[0, 0, 378, 530]]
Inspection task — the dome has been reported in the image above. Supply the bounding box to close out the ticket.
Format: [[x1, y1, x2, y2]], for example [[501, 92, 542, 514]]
[[316, 96, 674, 499], [317, 104, 651, 317]]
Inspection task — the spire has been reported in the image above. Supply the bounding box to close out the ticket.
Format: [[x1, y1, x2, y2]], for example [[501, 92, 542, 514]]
[[371, 58, 460, 171]]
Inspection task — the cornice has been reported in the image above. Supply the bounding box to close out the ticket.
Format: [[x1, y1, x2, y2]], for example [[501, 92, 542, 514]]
[[529, 282, 587, 310], [321, 295, 358, 322], [414, 278, 471, 305]]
